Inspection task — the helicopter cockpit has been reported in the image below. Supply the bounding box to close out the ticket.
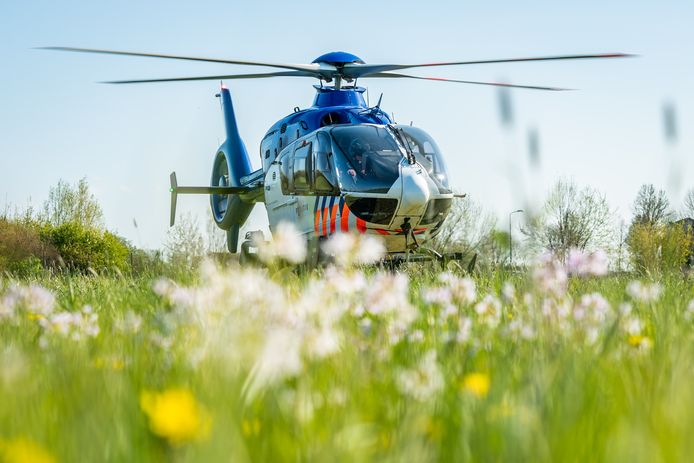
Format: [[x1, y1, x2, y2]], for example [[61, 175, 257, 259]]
[[278, 123, 450, 198], [329, 124, 450, 195], [330, 125, 402, 194], [396, 125, 451, 194]]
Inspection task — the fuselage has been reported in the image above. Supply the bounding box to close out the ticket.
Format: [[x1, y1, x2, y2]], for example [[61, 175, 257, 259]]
[[259, 86, 453, 255]]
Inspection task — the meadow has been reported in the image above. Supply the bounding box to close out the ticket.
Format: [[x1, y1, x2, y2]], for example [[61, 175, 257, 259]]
[[1, 233, 693, 462]]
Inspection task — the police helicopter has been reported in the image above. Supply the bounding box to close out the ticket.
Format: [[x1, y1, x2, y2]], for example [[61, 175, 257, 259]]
[[44, 47, 631, 265]]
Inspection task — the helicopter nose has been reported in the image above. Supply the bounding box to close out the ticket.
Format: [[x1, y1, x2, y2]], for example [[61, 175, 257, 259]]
[[398, 163, 430, 217]]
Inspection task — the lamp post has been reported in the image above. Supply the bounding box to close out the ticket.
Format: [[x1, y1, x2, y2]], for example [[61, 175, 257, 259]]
[[509, 209, 524, 267]]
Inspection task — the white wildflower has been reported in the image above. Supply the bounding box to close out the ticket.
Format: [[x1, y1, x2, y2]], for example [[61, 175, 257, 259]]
[[619, 303, 633, 316], [397, 350, 444, 402], [245, 327, 303, 399], [421, 286, 452, 306], [533, 254, 568, 297], [363, 273, 413, 319], [686, 299, 694, 321], [501, 282, 515, 302], [439, 273, 476, 306], [323, 266, 367, 295], [456, 317, 472, 343], [474, 294, 502, 328], [39, 305, 100, 342], [306, 326, 341, 359], [322, 233, 385, 266], [574, 293, 611, 325], [440, 304, 458, 320], [115, 310, 143, 334], [1, 284, 56, 320], [623, 317, 643, 336], [408, 329, 425, 343], [0, 346, 27, 387], [566, 248, 608, 276], [354, 235, 386, 265], [626, 281, 662, 303], [258, 221, 307, 264]]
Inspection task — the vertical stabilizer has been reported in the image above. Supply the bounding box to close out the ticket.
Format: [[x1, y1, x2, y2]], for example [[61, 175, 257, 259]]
[[210, 84, 255, 253], [220, 85, 252, 186]]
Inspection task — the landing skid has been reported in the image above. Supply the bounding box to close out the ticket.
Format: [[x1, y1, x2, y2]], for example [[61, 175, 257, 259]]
[[382, 250, 476, 273]]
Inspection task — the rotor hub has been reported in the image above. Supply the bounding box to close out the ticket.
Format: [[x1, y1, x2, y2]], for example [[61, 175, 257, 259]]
[[311, 51, 365, 67]]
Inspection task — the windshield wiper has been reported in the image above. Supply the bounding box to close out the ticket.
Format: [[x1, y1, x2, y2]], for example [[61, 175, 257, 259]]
[[388, 124, 416, 165]]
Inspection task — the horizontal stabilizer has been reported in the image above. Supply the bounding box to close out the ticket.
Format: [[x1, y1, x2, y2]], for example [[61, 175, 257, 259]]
[[169, 171, 262, 226]]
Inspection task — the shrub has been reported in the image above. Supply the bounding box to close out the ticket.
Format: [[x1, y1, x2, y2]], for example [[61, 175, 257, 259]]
[[627, 222, 691, 274], [40, 222, 130, 273], [0, 218, 58, 274]]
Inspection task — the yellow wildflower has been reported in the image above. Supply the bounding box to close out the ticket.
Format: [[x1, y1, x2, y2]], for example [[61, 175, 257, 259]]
[[241, 418, 261, 437], [140, 388, 212, 446], [627, 335, 653, 350], [461, 372, 491, 398], [0, 437, 56, 463]]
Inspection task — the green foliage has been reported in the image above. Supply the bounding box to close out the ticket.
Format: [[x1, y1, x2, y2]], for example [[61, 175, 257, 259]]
[[627, 222, 691, 275], [40, 222, 130, 273], [0, 218, 58, 275], [42, 177, 104, 229]]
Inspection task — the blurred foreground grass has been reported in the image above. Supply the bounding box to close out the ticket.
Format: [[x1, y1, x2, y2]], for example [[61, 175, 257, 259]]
[[1, 262, 693, 462]]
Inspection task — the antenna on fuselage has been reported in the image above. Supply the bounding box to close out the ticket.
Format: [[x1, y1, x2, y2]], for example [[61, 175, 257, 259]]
[[376, 93, 383, 109]]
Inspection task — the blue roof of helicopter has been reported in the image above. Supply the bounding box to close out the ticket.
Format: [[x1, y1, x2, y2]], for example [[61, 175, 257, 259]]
[[312, 52, 365, 65], [261, 86, 391, 142]]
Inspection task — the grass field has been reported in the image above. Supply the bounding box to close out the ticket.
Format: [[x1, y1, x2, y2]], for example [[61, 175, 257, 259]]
[[1, 243, 693, 462]]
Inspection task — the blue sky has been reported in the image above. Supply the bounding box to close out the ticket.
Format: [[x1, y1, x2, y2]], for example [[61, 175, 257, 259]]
[[1, 0, 692, 248]]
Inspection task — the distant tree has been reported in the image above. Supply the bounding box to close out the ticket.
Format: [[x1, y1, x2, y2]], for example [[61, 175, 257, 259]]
[[42, 178, 104, 229], [682, 188, 694, 219], [165, 213, 205, 267], [632, 184, 672, 226], [488, 229, 511, 265], [523, 179, 613, 258], [432, 195, 497, 262], [205, 209, 227, 254]]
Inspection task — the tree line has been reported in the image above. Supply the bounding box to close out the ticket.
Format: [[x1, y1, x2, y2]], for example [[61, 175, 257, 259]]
[[434, 180, 694, 275]]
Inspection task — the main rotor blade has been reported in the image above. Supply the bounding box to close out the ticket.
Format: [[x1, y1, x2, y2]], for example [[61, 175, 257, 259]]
[[345, 53, 634, 78], [39, 47, 322, 74], [102, 70, 316, 84], [367, 72, 571, 91]]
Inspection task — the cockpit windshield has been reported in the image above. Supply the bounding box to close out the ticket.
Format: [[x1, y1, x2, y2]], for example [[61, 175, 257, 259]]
[[330, 125, 404, 193], [395, 125, 451, 193]]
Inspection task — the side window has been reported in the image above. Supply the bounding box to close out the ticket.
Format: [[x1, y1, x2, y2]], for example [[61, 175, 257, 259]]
[[314, 131, 338, 195], [279, 150, 292, 194], [292, 142, 312, 193]]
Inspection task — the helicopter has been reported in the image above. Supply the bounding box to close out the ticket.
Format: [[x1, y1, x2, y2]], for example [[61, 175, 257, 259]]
[[44, 47, 631, 265]]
